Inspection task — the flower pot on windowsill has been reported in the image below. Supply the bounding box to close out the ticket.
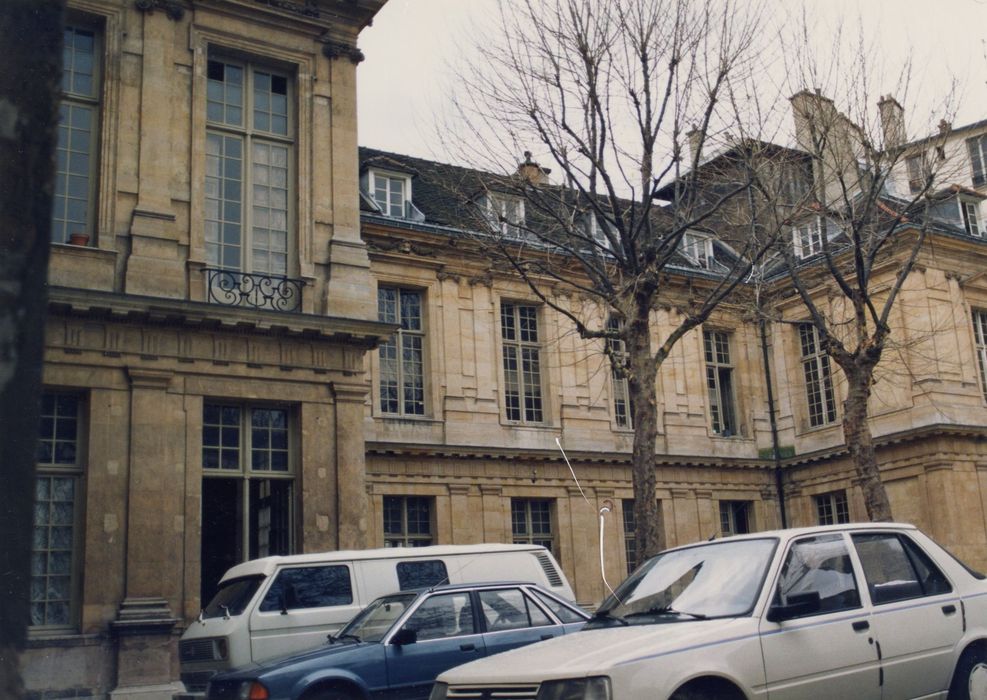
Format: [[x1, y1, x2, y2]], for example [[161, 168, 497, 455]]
[[68, 232, 90, 246]]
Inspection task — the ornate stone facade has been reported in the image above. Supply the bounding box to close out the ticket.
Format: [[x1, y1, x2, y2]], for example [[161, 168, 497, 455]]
[[28, 1, 387, 697]]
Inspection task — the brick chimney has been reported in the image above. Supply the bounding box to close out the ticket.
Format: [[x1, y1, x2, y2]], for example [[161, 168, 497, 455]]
[[878, 94, 905, 149], [517, 151, 551, 185]]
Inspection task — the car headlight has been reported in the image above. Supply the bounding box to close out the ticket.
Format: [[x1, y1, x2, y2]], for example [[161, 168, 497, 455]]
[[237, 681, 269, 700], [429, 681, 448, 700], [537, 677, 611, 700]]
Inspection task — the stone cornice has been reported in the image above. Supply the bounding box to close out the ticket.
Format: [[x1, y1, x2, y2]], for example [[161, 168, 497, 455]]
[[47, 286, 394, 349], [134, 0, 185, 20]]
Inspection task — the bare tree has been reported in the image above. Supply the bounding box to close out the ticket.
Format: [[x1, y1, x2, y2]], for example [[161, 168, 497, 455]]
[[444, 0, 778, 559], [0, 0, 63, 694], [758, 17, 959, 521]]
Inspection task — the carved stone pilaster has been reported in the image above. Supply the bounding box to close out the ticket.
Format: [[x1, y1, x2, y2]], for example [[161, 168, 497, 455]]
[[134, 0, 185, 20]]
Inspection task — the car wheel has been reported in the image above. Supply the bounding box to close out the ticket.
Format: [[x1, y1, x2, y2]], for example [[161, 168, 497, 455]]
[[304, 686, 357, 700], [669, 687, 721, 700], [951, 648, 987, 700]]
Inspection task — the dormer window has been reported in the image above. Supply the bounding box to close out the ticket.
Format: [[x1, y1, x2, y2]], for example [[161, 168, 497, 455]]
[[793, 217, 825, 259], [485, 194, 525, 238], [368, 170, 411, 218], [962, 199, 982, 237], [681, 231, 713, 269], [906, 154, 926, 194], [581, 213, 613, 251]]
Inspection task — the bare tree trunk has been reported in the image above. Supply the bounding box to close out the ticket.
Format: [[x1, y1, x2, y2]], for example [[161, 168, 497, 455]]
[[627, 302, 662, 559], [840, 363, 893, 522], [0, 1, 63, 694]]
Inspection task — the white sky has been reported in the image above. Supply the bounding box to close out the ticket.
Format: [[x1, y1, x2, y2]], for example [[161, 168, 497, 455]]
[[356, 0, 987, 165]]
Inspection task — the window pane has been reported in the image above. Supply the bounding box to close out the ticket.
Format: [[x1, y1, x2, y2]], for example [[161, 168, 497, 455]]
[[396, 560, 448, 590], [402, 592, 471, 641], [259, 565, 353, 611], [775, 535, 860, 614]]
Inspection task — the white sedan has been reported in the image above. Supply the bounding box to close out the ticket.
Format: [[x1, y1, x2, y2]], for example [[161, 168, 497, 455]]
[[430, 523, 987, 700]]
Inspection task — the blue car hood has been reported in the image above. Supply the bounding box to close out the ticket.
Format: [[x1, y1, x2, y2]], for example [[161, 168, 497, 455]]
[[216, 640, 374, 680]]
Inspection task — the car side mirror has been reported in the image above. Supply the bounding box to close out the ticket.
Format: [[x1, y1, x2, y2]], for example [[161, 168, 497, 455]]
[[391, 627, 418, 646], [767, 591, 821, 623]]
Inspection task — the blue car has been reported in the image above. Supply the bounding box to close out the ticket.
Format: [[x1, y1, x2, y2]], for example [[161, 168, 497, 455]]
[[204, 581, 588, 700]]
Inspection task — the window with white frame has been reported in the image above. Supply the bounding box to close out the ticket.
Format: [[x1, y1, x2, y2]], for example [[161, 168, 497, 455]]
[[793, 217, 825, 259], [486, 194, 525, 238], [501, 302, 543, 423], [719, 500, 752, 536], [973, 310, 987, 399], [703, 330, 738, 436], [607, 316, 632, 429], [968, 135, 987, 188], [378, 287, 425, 416], [206, 57, 293, 276], [369, 170, 410, 218], [961, 200, 982, 237], [383, 496, 433, 547], [799, 323, 838, 427], [681, 231, 713, 269], [815, 490, 850, 525], [32, 393, 84, 628], [581, 212, 612, 251], [511, 499, 555, 556], [200, 403, 294, 603], [52, 23, 101, 244]]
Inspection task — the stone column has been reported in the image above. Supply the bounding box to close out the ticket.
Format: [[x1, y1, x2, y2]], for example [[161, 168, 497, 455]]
[[332, 380, 370, 549], [111, 368, 183, 699]]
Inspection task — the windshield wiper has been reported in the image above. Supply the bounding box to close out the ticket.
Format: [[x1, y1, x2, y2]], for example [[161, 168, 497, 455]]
[[625, 605, 707, 620], [328, 632, 361, 644], [590, 609, 629, 626]]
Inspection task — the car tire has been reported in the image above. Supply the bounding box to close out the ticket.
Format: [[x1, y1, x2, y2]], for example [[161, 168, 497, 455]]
[[950, 648, 987, 700], [304, 686, 357, 700], [669, 687, 724, 700]]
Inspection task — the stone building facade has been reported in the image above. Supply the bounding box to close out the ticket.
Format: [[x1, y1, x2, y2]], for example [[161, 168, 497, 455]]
[[354, 101, 987, 611], [28, 1, 387, 697]]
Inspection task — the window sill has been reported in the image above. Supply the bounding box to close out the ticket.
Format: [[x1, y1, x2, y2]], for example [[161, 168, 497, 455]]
[[25, 631, 106, 648], [376, 414, 442, 426]]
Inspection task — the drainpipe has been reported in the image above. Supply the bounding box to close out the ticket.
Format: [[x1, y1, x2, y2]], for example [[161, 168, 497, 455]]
[[759, 318, 788, 528]]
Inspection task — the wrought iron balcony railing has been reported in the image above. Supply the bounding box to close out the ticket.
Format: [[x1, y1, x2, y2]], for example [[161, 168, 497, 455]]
[[205, 268, 305, 312]]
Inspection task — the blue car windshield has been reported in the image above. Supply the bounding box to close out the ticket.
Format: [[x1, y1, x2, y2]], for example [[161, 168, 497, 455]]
[[595, 538, 778, 623], [339, 593, 417, 643]]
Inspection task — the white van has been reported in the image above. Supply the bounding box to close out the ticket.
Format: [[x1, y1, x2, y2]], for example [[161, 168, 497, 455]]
[[178, 543, 573, 694]]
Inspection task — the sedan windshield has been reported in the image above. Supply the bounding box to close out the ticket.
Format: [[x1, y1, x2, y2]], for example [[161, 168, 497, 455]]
[[338, 593, 417, 643], [594, 538, 777, 624]]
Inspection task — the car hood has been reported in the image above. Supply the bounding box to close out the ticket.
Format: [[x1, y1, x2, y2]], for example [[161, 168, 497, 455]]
[[214, 640, 373, 680], [438, 617, 758, 684]]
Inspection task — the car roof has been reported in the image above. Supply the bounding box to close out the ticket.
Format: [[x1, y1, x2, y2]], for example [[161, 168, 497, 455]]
[[661, 522, 919, 553], [388, 580, 559, 595], [219, 543, 549, 582]]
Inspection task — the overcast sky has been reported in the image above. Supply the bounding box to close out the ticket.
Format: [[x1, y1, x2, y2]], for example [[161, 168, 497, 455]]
[[356, 0, 987, 165]]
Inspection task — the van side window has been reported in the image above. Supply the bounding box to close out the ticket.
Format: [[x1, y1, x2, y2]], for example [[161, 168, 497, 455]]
[[396, 560, 448, 590], [259, 565, 353, 612]]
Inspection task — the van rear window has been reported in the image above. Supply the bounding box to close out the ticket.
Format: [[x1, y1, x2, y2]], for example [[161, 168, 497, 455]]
[[397, 560, 448, 590], [259, 565, 353, 612]]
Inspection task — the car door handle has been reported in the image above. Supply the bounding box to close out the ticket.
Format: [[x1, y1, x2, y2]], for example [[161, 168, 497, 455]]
[[460, 643, 476, 651], [540, 634, 554, 640], [852, 620, 870, 632], [943, 604, 957, 615]]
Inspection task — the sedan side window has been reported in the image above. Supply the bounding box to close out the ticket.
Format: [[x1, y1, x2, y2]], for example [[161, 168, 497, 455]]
[[479, 588, 551, 631], [852, 533, 952, 604], [401, 592, 474, 641], [775, 534, 861, 615]]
